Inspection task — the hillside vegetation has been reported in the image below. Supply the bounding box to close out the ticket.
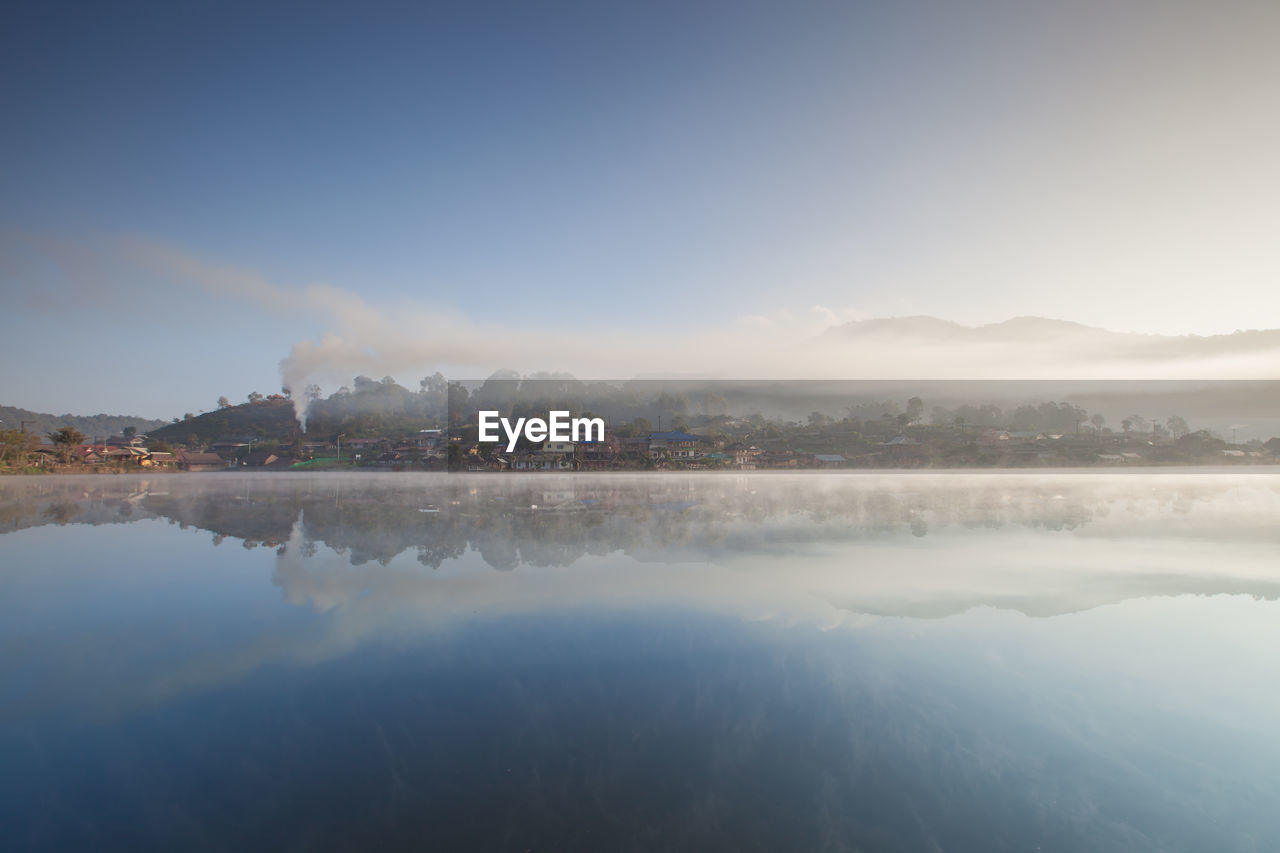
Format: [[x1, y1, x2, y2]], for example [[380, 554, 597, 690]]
[[148, 398, 302, 446], [0, 405, 169, 441]]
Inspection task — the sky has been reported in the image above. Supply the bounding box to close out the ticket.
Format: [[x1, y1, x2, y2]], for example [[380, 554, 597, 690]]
[[2, 0, 1279, 418]]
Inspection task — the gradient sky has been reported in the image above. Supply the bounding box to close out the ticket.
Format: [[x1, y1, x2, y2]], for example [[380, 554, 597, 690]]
[[2, 0, 1279, 417]]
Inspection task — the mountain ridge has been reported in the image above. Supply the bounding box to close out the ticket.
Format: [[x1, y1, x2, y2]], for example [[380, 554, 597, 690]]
[[823, 315, 1280, 355], [0, 405, 170, 441]]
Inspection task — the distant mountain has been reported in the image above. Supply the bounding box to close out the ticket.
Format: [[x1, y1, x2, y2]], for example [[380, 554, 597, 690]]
[[0, 405, 169, 441], [824, 315, 1280, 356]]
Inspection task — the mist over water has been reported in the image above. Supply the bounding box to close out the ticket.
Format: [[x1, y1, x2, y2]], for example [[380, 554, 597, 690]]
[[2, 472, 1279, 851]]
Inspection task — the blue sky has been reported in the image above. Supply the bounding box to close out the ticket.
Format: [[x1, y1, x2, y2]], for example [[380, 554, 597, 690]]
[[3, 1, 1279, 417]]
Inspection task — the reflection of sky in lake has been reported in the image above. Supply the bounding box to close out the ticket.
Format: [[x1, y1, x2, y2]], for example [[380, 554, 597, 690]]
[[2, 472, 1279, 851]]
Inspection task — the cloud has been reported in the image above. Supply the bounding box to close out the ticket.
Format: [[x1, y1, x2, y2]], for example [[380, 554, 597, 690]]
[[12, 232, 1280, 411], [118, 238, 1280, 391]]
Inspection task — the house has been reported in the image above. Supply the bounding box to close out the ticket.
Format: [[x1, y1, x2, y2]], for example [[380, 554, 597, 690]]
[[648, 430, 702, 460], [244, 450, 291, 468], [724, 442, 762, 468], [576, 432, 621, 469], [542, 440, 575, 455], [618, 435, 650, 454], [813, 454, 847, 468], [759, 451, 799, 468], [29, 444, 59, 464], [147, 452, 175, 467], [414, 429, 444, 449], [978, 430, 1012, 447], [879, 436, 928, 464], [512, 453, 567, 471], [177, 450, 227, 472], [102, 446, 150, 464]]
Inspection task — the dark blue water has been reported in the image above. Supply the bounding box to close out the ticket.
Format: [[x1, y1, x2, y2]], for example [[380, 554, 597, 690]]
[[2, 472, 1279, 851]]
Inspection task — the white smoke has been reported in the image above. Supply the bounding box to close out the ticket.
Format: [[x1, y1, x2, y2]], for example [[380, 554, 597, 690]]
[[111, 236, 1280, 424]]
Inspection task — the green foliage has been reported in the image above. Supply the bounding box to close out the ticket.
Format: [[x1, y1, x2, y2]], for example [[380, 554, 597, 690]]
[[46, 426, 85, 463], [0, 405, 167, 441], [148, 398, 300, 446], [304, 377, 449, 437], [1175, 430, 1226, 455], [0, 428, 38, 464], [47, 426, 85, 446]]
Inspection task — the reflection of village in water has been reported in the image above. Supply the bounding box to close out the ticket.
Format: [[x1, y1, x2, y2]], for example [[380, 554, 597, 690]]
[[6, 472, 1280, 852], [5, 472, 1279, 620]]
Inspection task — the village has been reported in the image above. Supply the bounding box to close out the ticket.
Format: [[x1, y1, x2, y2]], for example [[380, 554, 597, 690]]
[[2, 413, 1276, 474]]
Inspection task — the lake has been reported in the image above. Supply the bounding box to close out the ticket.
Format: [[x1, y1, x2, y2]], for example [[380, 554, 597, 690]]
[[2, 470, 1279, 851]]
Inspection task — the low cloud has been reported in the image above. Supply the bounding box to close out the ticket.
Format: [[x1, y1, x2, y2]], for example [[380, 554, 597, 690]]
[[15, 233, 1280, 407]]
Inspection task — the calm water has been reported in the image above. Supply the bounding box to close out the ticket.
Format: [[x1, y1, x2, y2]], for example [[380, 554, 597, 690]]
[[2, 471, 1279, 851]]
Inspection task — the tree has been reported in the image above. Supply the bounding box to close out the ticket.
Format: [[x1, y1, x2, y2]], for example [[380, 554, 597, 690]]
[[1089, 413, 1105, 432], [1176, 430, 1225, 457], [1166, 415, 1190, 439], [1121, 414, 1148, 434], [906, 397, 924, 424], [419, 373, 447, 396], [217, 396, 231, 409], [123, 425, 137, 438], [1067, 405, 1088, 434], [1, 428, 37, 465], [447, 382, 470, 427], [247, 391, 264, 404], [47, 426, 85, 464]]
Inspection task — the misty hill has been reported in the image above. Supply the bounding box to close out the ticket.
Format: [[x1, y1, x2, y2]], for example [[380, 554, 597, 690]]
[[148, 398, 301, 446], [824, 314, 1280, 355], [146, 376, 451, 446], [302, 374, 448, 437], [0, 405, 169, 441]]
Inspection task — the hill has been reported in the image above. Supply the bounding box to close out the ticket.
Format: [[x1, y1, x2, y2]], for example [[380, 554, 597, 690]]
[[0, 405, 169, 441], [148, 398, 301, 447], [823, 315, 1280, 355]]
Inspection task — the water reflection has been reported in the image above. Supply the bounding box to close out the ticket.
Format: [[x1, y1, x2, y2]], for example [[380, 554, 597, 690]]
[[1, 472, 1279, 851], [3, 472, 1279, 619]]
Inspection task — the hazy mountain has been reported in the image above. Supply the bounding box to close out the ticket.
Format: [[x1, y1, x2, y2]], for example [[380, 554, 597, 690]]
[[824, 315, 1280, 355], [0, 405, 169, 441]]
